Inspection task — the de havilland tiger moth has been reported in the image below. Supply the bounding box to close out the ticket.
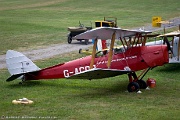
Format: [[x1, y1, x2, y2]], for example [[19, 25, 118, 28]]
[[5, 27, 170, 92]]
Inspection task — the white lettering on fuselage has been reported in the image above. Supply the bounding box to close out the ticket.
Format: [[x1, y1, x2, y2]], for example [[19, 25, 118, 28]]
[[96, 55, 137, 66], [63, 65, 96, 78]]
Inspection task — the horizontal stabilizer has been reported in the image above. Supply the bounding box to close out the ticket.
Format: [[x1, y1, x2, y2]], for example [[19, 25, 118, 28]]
[[67, 68, 131, 80], [6, 73, 24, 82]]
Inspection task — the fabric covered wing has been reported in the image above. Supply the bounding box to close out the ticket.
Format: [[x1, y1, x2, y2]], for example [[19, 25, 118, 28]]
[[67, 68, 131, 80]]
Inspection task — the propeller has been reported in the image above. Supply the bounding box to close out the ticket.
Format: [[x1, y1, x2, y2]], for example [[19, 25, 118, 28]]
[[163, 36, 174, 56]]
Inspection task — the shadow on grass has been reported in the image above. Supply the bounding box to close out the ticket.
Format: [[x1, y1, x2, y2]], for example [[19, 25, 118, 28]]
[[6, 80, 47, 88], [156, 63, 180, 73], [6, 79, 129, 96], [74, 82, 129, 98]]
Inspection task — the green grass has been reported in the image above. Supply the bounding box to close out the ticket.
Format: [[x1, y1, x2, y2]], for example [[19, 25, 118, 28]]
[[0, 0, 180, 119], [0, 55, 180, 120], [0, 0, 180, 54]]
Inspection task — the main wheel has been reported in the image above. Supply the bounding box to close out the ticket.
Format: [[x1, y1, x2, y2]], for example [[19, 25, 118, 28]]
[[127, 82, 140, 92], [67, 34, 72, 44], [137, 80, 147, 89]]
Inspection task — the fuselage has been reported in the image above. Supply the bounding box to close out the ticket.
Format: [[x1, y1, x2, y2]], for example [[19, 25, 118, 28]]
[[25, 45, 169, 80]]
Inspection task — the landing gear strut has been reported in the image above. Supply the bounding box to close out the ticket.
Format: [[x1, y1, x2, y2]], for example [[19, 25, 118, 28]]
[[19, 75, 25, 85]]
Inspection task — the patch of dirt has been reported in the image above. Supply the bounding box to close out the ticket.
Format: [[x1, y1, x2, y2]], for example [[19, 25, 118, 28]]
[[0, 17, 180, 69]]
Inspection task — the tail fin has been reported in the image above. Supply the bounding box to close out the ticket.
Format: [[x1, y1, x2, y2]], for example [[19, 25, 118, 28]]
[[6, 50, 40, 81]]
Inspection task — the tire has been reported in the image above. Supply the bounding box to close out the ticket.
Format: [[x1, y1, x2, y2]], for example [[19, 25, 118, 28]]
[[67, 34, 72, 44], [127, 82, 140, 92], [137, 80, 147, 89]]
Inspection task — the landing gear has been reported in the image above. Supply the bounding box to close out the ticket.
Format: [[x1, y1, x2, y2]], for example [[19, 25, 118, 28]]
[[19, 82, 23, 85], [19, 75, 25, 85], [127, 68, 151, 92]]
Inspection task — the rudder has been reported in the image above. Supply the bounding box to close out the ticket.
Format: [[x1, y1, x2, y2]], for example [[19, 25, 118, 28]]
[[6, 50, 40, 81]]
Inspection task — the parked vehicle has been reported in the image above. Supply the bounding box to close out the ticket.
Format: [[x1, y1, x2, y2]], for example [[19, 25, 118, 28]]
[[67, 21, 92, 45]]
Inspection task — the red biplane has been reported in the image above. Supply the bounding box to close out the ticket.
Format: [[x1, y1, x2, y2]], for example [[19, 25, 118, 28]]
[[6, 27, 170, 92]]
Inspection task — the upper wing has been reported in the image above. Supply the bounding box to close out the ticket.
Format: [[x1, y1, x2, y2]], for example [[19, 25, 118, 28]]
[[157, 31, 180, 37], [73, 27, 151, 40], [67, 68, 132, 80]]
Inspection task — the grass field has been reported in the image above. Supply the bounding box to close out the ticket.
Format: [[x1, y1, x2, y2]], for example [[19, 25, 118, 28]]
[[0, 0, 180, 120], [0, 54, 180, 120]]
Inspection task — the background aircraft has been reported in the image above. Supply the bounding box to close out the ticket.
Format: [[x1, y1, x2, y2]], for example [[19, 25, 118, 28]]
[[6, 27, 169, 92]]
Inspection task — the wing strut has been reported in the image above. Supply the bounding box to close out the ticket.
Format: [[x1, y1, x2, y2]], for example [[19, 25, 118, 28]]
[[107, 32, 116, 68], [90, 37, 98, 69], [178, 34, 180, 60]]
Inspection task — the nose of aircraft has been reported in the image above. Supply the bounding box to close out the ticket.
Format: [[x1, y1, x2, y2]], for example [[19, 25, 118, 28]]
[[162, 45, 169, 63], [141, 45, 169, 67]]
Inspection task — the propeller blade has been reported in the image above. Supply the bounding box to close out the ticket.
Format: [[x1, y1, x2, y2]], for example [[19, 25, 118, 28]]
[[163, 36, 174, 56], [163, 36, 171, 50]]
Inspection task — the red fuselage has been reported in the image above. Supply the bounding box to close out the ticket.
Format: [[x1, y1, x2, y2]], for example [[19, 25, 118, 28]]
[[25, 45, 169, 80]]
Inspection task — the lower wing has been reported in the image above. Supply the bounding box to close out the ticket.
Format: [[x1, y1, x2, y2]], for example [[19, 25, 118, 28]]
[[67, 68, 132, 80]]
